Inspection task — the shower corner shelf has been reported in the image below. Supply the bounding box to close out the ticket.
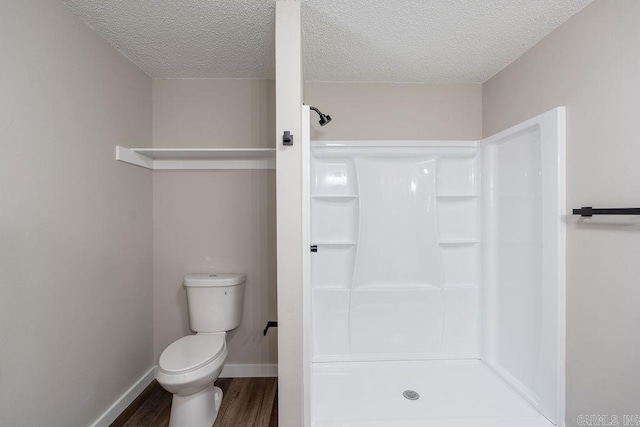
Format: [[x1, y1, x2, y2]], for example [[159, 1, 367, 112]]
[[439, 239, 479, 246], [115, 145, 276, 170], [311, 194, 358, 200], [312, 241, 357, 246], [436, 194, 478, 199]]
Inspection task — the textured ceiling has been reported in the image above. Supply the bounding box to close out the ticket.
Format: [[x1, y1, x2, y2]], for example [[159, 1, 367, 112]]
[[61, 0, 276, 78], [61, 0, 593, 83]]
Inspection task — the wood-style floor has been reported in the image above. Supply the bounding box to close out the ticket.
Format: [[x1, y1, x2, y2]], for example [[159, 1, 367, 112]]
[[111, 378, 277, 427]]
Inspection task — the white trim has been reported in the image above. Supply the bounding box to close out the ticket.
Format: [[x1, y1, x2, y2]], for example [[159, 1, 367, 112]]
[[311, 142, 478, 159], [312, 353, 482, 364], [219, 363, 278, 378], [132, 147, 276, 155], [90, 366, 156, 427], [556, 107, 567, 427], [312, 140, 478, 148], [152, 158, 275, 170], [301, 106, 312, 427]]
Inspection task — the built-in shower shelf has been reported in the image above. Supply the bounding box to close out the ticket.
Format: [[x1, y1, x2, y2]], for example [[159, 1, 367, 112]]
[[313, 241, 357, 246], [443, 283, 479, 289], [115, 146, 276, 170], [356, 284, 442, 291], [439, 240, 479, 246], [436, 195, 478, 199], [311, 195, 358, 200]]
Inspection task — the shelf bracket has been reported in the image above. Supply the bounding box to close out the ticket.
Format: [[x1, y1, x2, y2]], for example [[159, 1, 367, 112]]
[[115, 146, 153, 169]]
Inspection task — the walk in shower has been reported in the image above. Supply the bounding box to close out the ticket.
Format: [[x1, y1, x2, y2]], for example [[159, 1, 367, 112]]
[[302, 107, 566, 426]]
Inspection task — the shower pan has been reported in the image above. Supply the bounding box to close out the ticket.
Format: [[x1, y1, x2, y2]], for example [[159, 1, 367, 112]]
[[301, 107, 566, 427]]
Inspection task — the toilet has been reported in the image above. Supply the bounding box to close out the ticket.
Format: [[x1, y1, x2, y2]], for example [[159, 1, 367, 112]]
[[156, 273, 245, 427]]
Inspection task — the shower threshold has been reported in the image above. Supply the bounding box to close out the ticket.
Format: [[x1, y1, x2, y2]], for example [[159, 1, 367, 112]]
[[310, 359, 555, 427]]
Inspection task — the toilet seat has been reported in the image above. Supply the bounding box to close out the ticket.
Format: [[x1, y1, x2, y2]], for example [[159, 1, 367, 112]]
[[159, 334, 225, 375]]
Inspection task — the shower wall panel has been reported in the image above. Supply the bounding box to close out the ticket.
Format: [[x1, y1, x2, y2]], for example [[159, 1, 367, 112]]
[[354, 157, 440, 287], [480, 108, 566, 424], [310, 143, 480, 362]]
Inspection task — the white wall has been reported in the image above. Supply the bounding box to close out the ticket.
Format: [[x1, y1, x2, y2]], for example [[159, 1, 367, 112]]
[[152, 79, 277, 367], [483, 1, 640, 424], [305, 82, 482, 140], [0, 1, 153, 426], [152, 79, 275, 149]]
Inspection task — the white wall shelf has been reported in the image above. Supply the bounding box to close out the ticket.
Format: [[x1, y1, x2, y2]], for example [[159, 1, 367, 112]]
[[115, 146, 276, 170]]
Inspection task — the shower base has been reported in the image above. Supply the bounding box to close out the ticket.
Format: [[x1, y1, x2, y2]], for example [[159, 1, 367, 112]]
[[311, 359, 555, 427]]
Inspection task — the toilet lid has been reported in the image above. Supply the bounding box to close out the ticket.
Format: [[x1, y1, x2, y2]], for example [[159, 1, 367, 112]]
[[159, 335, 225, 374]]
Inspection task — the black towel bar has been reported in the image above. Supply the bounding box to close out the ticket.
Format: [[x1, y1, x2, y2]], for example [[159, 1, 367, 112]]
[[573, 207, 640, 217]]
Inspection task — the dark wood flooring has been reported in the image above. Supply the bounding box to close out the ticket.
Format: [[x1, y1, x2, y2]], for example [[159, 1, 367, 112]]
[[111, 378, 277, 427]]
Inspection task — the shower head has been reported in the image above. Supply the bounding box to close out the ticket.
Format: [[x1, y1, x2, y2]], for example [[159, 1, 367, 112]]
[[309, 106, 332, 126], [318, 113, 332, 126]]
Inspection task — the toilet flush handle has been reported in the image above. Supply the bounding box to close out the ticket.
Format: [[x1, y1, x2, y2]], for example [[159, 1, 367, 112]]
[[263, 321, 278, 336]]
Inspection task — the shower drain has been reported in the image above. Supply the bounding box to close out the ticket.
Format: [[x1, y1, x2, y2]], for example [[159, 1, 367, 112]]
[[402, 390, 420, 400]]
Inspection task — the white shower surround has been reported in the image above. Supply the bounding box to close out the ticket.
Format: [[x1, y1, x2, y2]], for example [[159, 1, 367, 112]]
[[310, 141, 481, 362], [303, 107, 566, 426]]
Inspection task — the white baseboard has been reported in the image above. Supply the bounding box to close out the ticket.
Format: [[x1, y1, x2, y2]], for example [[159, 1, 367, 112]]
[[89, 363, 276, 426], [90, 366, 156, 427], [220, 363, 278, 378]]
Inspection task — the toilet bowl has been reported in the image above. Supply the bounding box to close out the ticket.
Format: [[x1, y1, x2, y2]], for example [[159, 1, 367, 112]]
[[156, 333, 228, 427], [156, 273, 245, 427]]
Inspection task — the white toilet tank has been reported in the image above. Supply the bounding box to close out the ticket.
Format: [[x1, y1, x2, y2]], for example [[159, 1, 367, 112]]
[[183, 273, 245, 333]]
